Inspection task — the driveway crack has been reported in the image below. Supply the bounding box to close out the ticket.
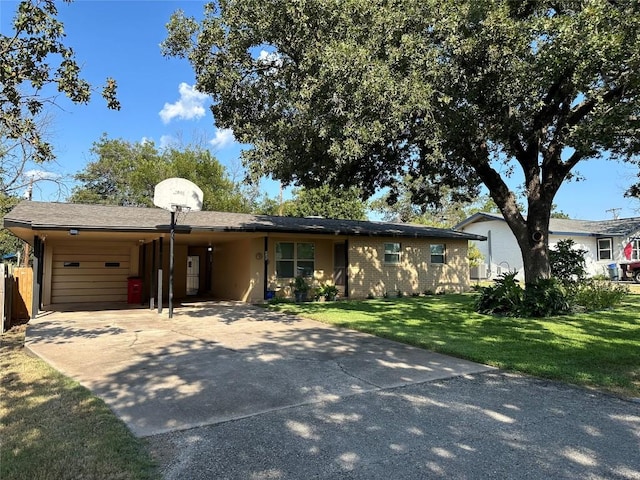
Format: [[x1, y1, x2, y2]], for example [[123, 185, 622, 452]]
[[335, 360, 382, 389]]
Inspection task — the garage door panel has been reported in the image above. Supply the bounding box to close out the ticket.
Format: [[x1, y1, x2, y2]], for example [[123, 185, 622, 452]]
[[51, 245, 132, 304], [53, 261, 130, 269], [53, 280, 128, 291], [53, 245, 130, 253], [52, 268, 129, 277], [52, 293, 128, 304], [53, 254, 131, 263], [53, 287, 127, 297]]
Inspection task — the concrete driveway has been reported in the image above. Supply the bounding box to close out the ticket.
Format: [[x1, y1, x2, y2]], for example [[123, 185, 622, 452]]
[[25, 301, 493, 437], [25, 302, 640, 479]]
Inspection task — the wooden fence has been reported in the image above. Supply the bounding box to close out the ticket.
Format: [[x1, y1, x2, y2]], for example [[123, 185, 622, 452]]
[[1, 264, 33, 332]]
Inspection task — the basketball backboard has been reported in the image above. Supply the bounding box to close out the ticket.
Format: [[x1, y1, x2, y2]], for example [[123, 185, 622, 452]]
[[153, 178, 203, 212]]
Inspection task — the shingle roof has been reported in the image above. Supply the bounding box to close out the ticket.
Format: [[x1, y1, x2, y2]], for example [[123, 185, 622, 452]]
[[455, 212, 640, 237], [4, 201, 486, 241]]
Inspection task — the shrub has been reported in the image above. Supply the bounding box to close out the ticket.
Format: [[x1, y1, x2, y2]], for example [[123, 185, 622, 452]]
[[475, 272, 523, 316], [572, 279, 628, 311], [468, 241, 484, 268], [550, 239, 587, 283], [521, 278, 571, 317], [317, 283, 339, 301], [475, 274, 628, 317]]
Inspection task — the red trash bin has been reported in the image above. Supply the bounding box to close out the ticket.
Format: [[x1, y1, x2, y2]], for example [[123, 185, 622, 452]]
[[127, 277, 142, 304]]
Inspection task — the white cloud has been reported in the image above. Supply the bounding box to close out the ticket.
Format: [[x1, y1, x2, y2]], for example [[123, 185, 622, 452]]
[[159, 83, 209, 124], [24, 169, 60, 181], [209, 128, 235, 149]]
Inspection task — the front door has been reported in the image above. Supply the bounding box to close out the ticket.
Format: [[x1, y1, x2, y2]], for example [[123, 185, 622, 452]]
[[186, 255, 200, 295]]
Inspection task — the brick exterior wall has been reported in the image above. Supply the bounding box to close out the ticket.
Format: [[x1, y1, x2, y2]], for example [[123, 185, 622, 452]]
[[347, 237, 470, 298]]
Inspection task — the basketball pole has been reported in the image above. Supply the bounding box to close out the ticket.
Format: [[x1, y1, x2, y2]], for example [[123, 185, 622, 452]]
[[169, 210, 175, 319]]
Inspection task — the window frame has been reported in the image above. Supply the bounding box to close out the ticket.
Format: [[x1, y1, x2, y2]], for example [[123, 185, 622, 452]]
[[633, 239, 640, 261], [597, 238, 613, 261], [430, 244, 446, 264], [383, 242, 401, 265], [275, 242, 315, 279]]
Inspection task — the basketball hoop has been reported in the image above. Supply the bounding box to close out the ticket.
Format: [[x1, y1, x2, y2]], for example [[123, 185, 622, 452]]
[[171, 204, 191, 213], [171, 204, 192, 224], [153, 178, 204, 319]]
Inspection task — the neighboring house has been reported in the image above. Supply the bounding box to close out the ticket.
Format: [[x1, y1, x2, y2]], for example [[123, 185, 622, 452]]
[[3, 201, 485, 315], [455, 212, 640, 280]]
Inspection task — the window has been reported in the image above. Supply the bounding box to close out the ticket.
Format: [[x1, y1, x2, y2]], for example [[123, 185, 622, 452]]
[[63, 262, 80, 267], [276, 242, 315, 278], [633, 240, 640, 260], [384, 243, 401, 264], [105, 262, 120, 268], [597, 238, 612, 260], [430, 244, 446, 264]]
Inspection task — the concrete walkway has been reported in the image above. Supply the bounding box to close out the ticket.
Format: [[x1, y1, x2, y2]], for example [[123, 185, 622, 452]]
[[25, 301, 493, 437]]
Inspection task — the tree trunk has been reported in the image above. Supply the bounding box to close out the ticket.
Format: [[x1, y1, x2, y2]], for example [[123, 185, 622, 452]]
[[519, 234, 551, 284], [503, 204, 552, 285]]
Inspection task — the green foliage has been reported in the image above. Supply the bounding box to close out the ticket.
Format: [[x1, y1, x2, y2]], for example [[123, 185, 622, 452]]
[[475, 272, 523, 316], [1, 0, 119, 165], [292, 275, 309, 293], [163, 0, 640, 284], [315, 283, 339, 301], [371, 181, 480, 226], [550, 239, 587, 283], [572, 280, 629, 312], [476, 272, 627, 317], [0, 194, 23, 258], [467, 242, 484, 268], [521, 278, 571, 317], [70, 136, 251, 212], [282, 185, 367, 220]]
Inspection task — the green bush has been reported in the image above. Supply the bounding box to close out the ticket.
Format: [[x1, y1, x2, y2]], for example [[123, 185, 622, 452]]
[[316, 283, 339, 301], [521, 278, 571, 317], [475, 272, 523, 316], [572, 279, 629, 311], [475, 273, 628, 317], [550, 239, 587, 283]]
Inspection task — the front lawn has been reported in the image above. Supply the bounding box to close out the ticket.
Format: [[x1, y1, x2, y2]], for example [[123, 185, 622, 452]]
[[269, 293, 640, 398], [0, 326, 159, 480]]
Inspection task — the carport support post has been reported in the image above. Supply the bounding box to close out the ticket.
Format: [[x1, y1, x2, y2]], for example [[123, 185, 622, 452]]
[[158, 237, 163, 314], [168, 210, 175, 319], [150, 240, 156, 310], [263, 236, 268, 300], [31, 235, 42, 318]]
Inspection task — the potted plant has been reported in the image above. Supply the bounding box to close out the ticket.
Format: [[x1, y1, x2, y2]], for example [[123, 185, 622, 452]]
[[293, 275, 309, 302], [322, 283, 339, 301]]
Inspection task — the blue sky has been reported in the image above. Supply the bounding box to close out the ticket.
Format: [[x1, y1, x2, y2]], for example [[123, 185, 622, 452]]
[[2, 0, 639, 221]]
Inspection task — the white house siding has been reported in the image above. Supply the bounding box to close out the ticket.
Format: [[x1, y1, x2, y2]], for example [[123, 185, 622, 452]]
[[462, 220, 526, 280], [461, 219, 631, 280]]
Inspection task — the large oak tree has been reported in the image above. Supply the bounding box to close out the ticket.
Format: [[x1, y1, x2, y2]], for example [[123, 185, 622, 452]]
[[163, 0, 640, 283]]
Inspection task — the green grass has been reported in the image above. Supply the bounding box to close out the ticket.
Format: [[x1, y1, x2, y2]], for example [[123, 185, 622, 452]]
[[0, 326, 159, 480], [269, 293, 640, 398]]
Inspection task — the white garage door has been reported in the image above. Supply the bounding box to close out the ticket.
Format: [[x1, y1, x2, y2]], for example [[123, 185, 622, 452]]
[[51, 245, 131, 304]]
